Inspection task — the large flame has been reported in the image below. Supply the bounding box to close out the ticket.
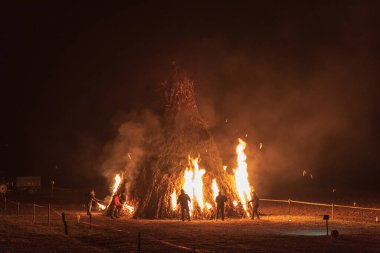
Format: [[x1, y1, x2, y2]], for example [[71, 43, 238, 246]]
[[181, 156, 208, 215], [171, 189, 177, 210], [107, 174, 122, 207], [192, 157, 206, 210], [212, 179, 219, 203], [234, 138, 252, 216]]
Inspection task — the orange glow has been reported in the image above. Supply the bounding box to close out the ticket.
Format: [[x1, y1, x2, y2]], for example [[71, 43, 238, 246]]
[[234, 138, 252, 216]]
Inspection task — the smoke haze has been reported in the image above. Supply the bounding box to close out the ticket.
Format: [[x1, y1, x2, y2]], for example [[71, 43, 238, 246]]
[[2, 2, 380, 200]]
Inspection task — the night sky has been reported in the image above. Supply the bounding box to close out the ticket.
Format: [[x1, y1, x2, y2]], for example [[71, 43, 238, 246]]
[[2, 2, 380, 198]]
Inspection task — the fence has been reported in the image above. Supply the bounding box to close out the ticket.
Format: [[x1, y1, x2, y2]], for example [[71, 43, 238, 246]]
[[260, 198, 380, 222], [1, 196, 379, 252]]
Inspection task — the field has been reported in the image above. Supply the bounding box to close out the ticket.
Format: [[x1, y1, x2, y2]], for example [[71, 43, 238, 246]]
[[1, 191, 380, 252]]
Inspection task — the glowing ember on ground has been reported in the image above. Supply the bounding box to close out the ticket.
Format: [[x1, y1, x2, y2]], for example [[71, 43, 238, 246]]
[[234, 138, 252, 216]]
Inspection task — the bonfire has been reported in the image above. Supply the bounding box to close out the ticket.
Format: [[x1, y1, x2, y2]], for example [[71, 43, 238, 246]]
[[105, 68, 255, 219]]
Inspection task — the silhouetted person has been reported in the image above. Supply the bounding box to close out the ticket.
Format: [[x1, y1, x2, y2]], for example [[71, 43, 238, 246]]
[[86, 189, 100, 222], [177, 189, 191, 221], [215, 191, 227, 221], [248, 191, 260, 219]]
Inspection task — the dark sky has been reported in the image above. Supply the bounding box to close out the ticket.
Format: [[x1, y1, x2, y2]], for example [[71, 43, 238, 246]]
[[1, 1, 380, 198]]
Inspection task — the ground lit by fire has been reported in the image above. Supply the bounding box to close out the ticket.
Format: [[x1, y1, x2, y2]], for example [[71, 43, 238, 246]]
[[1, 201, 379, 252]]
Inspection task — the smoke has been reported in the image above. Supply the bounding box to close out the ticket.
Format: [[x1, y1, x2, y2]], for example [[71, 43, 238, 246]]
[[185, 37, 379, 198], [99, 110, 161, 196]]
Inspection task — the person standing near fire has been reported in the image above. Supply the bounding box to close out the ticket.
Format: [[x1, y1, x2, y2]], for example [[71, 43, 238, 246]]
[[86, 189, 100, 222], [177, 189, 191, 221], [215, 191, 227, 221], [248, 191, 260, 219], [110, 193, 122, 218]]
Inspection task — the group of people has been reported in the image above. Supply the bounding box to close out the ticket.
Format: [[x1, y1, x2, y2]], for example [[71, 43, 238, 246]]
[[108, 192, 127, 218], [87, 188, 260, 221], [86, 190, 127, 220], [176, 189, 260, 221]]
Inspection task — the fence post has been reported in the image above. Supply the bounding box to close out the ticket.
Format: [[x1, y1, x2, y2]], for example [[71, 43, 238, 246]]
[[138, 232, 141, 253], [17, 202, 20, 216], [61, 212, 68, 235], [288, 199, 291, 215], [331, 203, 334, 220], [48, 203, 51, 226], [33, 203, 36, 224]]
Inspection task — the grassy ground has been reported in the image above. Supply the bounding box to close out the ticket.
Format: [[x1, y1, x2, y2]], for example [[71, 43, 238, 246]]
[[1, 205, 380, 253]]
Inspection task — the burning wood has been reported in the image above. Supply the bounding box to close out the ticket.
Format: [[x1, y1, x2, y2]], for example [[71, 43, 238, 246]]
[[104, 69, 254, 219]]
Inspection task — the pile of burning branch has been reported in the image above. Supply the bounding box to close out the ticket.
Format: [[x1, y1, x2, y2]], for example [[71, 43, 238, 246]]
[[102, 68, 255, 219]]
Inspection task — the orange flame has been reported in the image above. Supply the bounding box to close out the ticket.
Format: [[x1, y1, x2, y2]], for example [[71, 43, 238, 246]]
[[212, 179, 219, 203], [181, 156, 208, 215], [171, 189, 177, 210], [107, 174, 122, 207], [234, 138, 252, 216]]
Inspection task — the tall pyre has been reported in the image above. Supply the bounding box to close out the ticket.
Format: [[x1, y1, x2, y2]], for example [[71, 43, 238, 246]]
[[105, 68, 254, 219]]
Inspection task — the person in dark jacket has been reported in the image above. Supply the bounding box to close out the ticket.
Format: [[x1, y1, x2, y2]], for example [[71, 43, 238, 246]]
[[177, 189, 191, 221], [248, 191, 260, 219], [215, 191, 227, 221]]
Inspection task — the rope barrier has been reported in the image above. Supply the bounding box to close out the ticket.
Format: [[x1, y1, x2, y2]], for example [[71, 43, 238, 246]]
[[51, 208, 62, 216], [260, 198, 380, 211], [289, 200, 332, 207], [333, 204, 380, 211], [3, 198, 380, 217], [260, 198, 290, 204]]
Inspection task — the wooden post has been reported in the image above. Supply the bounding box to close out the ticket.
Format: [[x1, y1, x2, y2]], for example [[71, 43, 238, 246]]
[[288, 199, 291, 215], [61, 212, 68, 235], [138, 232, 141, 253], [17, 202, 20, 216], [48, 203, 51, 226], [33, 203, 36, 224], [331, 203, 334, 220]]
